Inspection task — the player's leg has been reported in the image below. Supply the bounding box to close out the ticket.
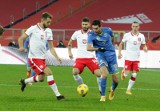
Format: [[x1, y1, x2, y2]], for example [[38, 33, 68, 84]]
[[20, 59, 46, 91], [93, 69, 102, 93], [43, 67, 65, 100], [26, 66, 31, 78], [121, 60, 131, 80], [72, 59, 85, 85], [87, 58, 102, 93], [108, 56, 119, 100], [96, 57, 108, 101], [99, 66, 108, 101], [126, 61, 139, 95], [31, 69, 36, 77]]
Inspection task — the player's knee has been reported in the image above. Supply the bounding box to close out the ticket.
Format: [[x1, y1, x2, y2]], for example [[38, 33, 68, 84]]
[[39, 78, 44, 82], [94, 69, 101, 77], [73, 69, 80, 75], [102, 74, 107, 79], [132, 73, 137, 78]]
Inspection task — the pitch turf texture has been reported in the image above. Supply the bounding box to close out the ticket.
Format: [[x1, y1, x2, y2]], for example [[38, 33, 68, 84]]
[[0, 65, 159, 111]]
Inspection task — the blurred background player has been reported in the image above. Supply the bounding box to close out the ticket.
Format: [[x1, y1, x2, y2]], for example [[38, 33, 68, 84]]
[[18, 12, 65, 100], [118, 21, 148, 95], [87, 20, 119, 102], [68, 17, 102, 94], [56, 40, 66, 48], [24, 37, 36, 78]]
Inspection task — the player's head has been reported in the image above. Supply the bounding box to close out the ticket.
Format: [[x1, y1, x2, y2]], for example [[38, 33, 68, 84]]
[[81, 17, 90, 32], [91, 20, 102, 34], [131, 21, 140, 32], [41, 12, 53, 28]]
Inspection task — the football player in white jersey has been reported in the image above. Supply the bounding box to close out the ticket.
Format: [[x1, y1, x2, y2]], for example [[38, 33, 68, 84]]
[[68, 17, 102, 96], [18, 12, 65, 100], [118, 21, 148, 95]]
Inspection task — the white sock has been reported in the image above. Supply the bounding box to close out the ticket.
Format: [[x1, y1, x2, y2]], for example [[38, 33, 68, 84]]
[[73, 74, 83, 85], [24, 76, 39, 84], [127, 79, 135, 90], [127, 73, 137, 90], [97, 76, 102, 92], [47, 75, 61, 96]]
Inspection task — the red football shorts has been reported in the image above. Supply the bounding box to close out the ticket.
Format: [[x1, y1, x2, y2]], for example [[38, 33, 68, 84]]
[[124, 60, 140, 72], [28, 58, 47, 75], [73, 58, 99, 74]]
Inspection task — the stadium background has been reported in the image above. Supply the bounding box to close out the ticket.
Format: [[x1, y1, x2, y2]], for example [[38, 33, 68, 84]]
[[0, 0, 160, 50]]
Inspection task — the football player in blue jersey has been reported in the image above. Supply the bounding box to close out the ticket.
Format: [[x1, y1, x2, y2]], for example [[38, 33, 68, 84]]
[[87, 20, 119, 102]]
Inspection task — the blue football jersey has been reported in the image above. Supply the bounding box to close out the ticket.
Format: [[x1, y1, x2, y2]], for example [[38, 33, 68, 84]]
[[87, 27, 116, 57]]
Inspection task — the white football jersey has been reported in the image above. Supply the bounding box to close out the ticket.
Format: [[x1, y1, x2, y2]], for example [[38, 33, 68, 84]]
[[25, 23, 53, 59], [122, 32, 146, 61], [71, 30, 95, 58]]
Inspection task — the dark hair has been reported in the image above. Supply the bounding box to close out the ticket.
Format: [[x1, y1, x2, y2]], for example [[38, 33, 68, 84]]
[[92, 20, 101, 27], [133, 21, 139, 24], [82, 17, 90, 22], [42, 12, 53, 19]]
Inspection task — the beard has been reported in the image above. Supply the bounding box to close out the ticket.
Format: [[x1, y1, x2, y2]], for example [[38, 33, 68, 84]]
[[43, 24, 48, 28], [83, 27, 89, 32]]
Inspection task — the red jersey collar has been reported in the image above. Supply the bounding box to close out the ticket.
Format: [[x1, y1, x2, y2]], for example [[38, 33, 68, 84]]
[[130, 32, 139, 36], [81, 29, 90, 34], [37, 23, 42, 30]]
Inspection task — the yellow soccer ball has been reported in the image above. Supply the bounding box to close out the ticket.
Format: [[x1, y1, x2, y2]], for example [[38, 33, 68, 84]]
[[77, 84, 89, 97]]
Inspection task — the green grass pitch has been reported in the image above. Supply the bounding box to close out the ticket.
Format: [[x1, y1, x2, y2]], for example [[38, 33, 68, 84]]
[[0, 65, 160, 111]]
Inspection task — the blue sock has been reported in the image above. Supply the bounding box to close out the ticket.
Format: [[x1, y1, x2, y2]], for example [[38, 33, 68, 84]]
[[31, 70, 36, 77], [101, 78, 107, 96], [112, 81, 118, 91]]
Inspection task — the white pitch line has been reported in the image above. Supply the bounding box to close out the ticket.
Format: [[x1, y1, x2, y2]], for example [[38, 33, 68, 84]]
[[0, 83, 160, 91]]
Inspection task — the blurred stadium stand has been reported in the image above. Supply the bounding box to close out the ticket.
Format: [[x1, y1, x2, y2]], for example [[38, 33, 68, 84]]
[[0, 0, 160, 50]]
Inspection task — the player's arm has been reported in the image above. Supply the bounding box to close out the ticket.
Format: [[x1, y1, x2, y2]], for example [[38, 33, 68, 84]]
[[24, 37, 29, 52], [86, 44, 99, 51], [118, 41, 124, 59], [48, 40, 62, 64], [142, 44, 148, 52], [18, 33, 28, 52], [68, 38, 73, 59]]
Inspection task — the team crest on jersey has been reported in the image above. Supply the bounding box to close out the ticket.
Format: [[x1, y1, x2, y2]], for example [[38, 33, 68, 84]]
[[82, 39, 87, 44], [133, 41, 137, 45]]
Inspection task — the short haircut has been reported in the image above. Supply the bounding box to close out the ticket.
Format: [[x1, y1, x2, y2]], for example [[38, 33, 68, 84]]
[[42, 12, 53, 19], [92, 20, 101, 27], [82, 17, 90, 22], [133, 21, 139, 24]]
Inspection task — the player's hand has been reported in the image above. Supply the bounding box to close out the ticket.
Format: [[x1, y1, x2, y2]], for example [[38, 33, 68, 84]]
[[69, 53, 73, 59], [19, 47, 25, 52], [143, 47, 148, 52], [57, 57, 62, 64], [98, 48, 106, 52], [118, 54, 122, 59]]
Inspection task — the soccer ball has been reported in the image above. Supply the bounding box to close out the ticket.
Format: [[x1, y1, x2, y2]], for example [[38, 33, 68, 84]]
[[77, 84, 89, 97]]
